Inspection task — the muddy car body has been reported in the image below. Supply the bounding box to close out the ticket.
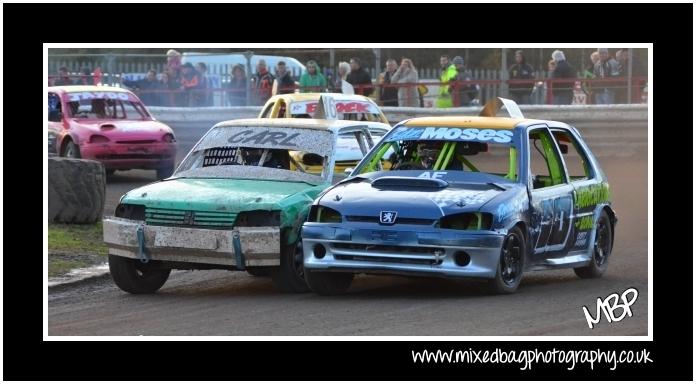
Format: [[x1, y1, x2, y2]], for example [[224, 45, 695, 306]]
[[103, 116, 379, 293], [302, 98, 617, 294]]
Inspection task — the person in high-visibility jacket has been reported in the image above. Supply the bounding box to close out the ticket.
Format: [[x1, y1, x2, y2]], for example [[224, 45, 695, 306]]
[[436, 55, 458, 108]]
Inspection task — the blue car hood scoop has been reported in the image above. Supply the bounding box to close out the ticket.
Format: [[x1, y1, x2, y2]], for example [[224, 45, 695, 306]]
[[371, 176, 449, 189]]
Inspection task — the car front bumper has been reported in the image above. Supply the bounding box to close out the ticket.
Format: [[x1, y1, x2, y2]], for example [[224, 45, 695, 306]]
[[80, 142, 176, 169], [103, 217, 281, 267], [302, 224, 505, 279]]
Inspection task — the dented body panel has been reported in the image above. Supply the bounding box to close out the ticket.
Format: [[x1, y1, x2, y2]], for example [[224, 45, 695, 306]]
[[105, 117, 378, 269], [303, 114, 616, 281]]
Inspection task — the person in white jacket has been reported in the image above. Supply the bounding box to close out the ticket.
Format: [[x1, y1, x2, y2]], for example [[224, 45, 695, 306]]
[[389, 58, 420, 107]]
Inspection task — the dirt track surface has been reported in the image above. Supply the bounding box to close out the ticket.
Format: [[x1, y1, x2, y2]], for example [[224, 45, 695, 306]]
[[49, 123, 648, 336]]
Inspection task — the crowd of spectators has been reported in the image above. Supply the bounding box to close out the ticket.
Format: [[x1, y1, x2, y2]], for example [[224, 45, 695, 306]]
[[51, 49, 646, 108]]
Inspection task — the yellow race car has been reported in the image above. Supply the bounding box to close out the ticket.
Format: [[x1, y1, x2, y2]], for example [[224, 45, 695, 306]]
[[260, 93, 392, 174]]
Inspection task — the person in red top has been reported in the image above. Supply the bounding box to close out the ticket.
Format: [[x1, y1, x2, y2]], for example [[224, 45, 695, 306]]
[[180, 62, 202, 107], [251, 59, 275, 105]]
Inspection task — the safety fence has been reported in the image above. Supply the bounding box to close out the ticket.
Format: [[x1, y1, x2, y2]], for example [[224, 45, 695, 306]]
[[49, 73, 648, 109]]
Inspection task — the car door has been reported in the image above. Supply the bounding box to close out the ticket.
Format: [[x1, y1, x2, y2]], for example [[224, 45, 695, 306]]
[[527, 126, 574, 257], [550, 127, 605, 252]]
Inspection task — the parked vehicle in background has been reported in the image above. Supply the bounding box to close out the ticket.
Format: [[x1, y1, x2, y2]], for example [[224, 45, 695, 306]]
[[182, 53, 306, 79], [48, 85, 177, 179]]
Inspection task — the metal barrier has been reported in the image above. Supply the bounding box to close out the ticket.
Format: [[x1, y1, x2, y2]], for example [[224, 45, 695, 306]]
[[49, 73, 648, 108]]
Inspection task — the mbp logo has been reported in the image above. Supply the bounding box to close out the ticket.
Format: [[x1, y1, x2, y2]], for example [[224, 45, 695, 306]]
[[380, 211, 398, 225], [582, 287, 639, 329]]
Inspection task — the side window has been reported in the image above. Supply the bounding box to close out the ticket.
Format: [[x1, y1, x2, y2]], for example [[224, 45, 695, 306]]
[[260, 102, 274, 118], [551, 129, 594, 181], [48, 93, 62, 122], [528, 128, 566, 189]]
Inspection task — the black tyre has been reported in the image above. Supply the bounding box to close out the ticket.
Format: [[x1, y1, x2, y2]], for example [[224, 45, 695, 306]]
[[271, 240, 309, 293], [48, 157, 106, 223], [108, 254, 171, 294], [63, 140, 81, 158], [305, 269, 353, 295], [574, 210, 613, 279], [488, 226, 525, 294], [246, 267, 271, 277], [156, 163, 175, 179]]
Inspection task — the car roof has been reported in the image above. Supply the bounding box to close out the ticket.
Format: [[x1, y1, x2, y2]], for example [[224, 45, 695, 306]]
[[267, 93, 377, 104], [214, 118, 377, 132], [404, 116, 528, 129], [48, 85, 132, 93]]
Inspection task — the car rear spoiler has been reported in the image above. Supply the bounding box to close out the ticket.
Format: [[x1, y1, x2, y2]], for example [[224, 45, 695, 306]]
[[479, 97, 524, 119]]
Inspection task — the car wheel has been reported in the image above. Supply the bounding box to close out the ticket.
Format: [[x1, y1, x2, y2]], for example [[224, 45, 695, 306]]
[[108, 254, 171, 294], [304, 269, 353, 296], [574, 210, 613, 279], [63, 141, 81, 159], [246, 267, 271, 277], [271, 239, 309, 293], [488, 226, 525, 294], [156, 163, 175, 179]]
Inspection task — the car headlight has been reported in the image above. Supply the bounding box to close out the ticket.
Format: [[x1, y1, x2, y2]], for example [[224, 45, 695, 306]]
[[235, 210, 281, 227], [115, 204, 145, 220], [437, 212, 492, 230], [308, 205, 342, 223]]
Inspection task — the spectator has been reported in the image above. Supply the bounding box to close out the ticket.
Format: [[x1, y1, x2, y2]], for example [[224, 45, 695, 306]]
[[165, 67, 185, 106], [593, 48, 620, 104], [227, 64, 247, 106], [195, 62, 214, 106], [159, 71, 178, 107], [180, 62, 203, 107], [436, 55, 458, 108], [390, 58, 420, 107], [122, 69, 163, 106], [379, 59, 399, 106], [333, 61, 351, 93], [582, 51, 600, 104], [508, 50, 534, 105], [549, 50, 574, 105], [251, 59, 275, 105], [53, 67, 73, 86], [346, 58, 374, 96], [299, 60, 327, 93], [75, 67, 93, 86], [452, 56, 479, 107], [275, 61, 296, 94], [166, 49, 182, 81]]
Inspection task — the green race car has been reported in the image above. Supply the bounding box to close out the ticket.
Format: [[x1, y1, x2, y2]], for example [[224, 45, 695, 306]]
[[103, 116, 378, 294]]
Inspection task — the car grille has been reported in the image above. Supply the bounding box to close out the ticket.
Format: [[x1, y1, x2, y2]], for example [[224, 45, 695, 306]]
[[345, 215, 435, 226], [331, 242, 445, 265], [116, 140, 157, 144], [145, 207, 237, 229], [96, 154, 170, 160]]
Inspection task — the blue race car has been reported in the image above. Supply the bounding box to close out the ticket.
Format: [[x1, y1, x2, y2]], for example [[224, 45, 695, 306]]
[[301, 98, 617, 294]]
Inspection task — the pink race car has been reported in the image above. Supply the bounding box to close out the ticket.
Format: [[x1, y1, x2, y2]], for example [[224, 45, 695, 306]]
[[47, 85, 177, 178]]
